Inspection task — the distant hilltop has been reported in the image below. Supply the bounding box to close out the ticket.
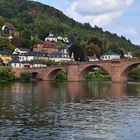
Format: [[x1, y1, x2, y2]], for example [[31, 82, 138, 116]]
[[0, 0, 139, 56]]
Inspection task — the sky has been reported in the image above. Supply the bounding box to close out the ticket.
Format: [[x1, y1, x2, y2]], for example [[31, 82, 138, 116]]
[[33, 0, 140, 45]]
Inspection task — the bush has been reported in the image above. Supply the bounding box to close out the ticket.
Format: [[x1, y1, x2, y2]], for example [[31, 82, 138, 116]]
[[0, 67, 15, 82], [20, 72, 32, 82], [55, 71, 67, 81], [86, 70, 111, 81]]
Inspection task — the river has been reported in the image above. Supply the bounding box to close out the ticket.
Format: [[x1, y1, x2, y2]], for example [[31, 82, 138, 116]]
[[0, 81, 140, 139]]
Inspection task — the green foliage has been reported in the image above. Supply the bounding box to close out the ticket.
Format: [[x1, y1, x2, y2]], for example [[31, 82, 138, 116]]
[[128, 66, 140, 81], [0, 0, 136, 52], [0, 67, 15, 82], [55, 71, 67, 81], [133, 49, 140, 58], [20, 72, 32, 82], [69, 44, 85, 61], [0, 16, 5, 26], [86, 69, 111, 81]]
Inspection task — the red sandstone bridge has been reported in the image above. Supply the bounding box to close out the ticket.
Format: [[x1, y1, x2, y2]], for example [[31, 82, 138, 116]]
[[12, 59, 140, 82]]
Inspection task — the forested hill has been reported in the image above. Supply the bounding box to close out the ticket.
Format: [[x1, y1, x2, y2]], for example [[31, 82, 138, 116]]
[[0, 0, 138, 51]]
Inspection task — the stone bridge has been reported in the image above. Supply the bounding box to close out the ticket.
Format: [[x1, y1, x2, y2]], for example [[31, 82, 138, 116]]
[[12, 59, 140, 82]]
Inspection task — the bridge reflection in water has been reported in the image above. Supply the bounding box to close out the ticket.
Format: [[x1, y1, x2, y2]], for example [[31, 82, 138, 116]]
[[66, 82, 128, 102], [0, 81, 139, 106]]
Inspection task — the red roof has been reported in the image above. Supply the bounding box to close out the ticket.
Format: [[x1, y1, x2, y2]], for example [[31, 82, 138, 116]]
[[43, 41, 57, 48]]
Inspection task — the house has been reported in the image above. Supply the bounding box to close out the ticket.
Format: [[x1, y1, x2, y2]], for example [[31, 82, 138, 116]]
[[45, 34, 57, 42], [49, 51, 71, 62], [13, 48, 30, 55], [43, 41, 58, 53], [101, 51, 120, 60], [57, 36, 69, 43], [123, 51, 132, 59], [88, 53, 98, 61], [2, 22, 18, 36], [8, 57, 24, 68], [36, 51, 49, 60], [18, 51, 38, 62], [0, 50, 12, 65], [9, 57, 47, 68], [32, 40, 44, 52], [33, 41, 58, 53]]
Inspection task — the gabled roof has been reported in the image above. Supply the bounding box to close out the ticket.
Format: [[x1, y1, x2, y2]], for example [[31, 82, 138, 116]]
[[8, 57, 21, 64], [17, 48, 30, 51], [49, 51, 67, 58], [37, 51, 49, 57], [103, 51, 120, 56], [44, 41, 57, 48], [20, 51, 37, 56], [47, 33, 56, 38], [3, 22, 16, 31], [0, 50, 12, 55]]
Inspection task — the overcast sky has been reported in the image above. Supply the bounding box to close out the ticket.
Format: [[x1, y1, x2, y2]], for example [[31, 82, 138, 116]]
[[33, 0, 140, 45]]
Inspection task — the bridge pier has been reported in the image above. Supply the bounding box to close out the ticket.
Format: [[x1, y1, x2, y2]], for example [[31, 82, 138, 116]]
[[67, 62, 84, 81], [111, 75, 127, 83]]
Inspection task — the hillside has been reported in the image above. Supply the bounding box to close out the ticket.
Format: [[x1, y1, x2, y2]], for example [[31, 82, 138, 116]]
[[0, 0, 138, 52]]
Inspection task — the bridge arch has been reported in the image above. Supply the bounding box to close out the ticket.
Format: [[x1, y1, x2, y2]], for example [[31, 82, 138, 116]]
[[31, 72, 42, 80], [121, 62, 140, 80], [79, 64, 111, 81], [47, 68, 66, 80]]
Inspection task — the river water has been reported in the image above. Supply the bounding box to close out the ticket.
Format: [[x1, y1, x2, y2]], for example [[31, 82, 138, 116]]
[[0, 81, 140, 140]]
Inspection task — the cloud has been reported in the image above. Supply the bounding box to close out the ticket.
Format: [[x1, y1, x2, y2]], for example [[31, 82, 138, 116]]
[[119, 26, 138, 37], [66, 0, 134, 26]]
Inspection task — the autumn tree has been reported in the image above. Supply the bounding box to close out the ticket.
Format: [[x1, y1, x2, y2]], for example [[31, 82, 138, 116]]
[[86, 43, 101, 58], [11, 36, 24, 48]]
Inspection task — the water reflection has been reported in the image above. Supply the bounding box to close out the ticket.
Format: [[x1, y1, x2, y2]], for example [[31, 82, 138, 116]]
[[0, 82, 140, 139]]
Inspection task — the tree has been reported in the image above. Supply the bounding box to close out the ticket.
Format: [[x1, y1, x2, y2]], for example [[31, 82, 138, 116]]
[[20, 72, 32, 82], [86, 43, 101, 58], [0, 67, 15, 82], [102, 35, 109, 52], [11, 36, 24, 48], [69, 44, 85, 61], [0, 16, 5, 26], [88, 37, 102, 48]]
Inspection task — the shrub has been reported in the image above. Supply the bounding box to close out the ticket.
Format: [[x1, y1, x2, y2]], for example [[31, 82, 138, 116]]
[[20, 72, 32, 82], [55, 71, 67, 81], [0, 67, 15, 82]]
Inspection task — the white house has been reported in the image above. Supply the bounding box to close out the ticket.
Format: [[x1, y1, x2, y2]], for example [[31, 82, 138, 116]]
[[88, 53, 98, 62], [57, 36, 69, 43], [9, 57, 47, 68], [13, 48, 30, 55], [8, 57, 24, 68], [45, 34, 57, 42], [18, 51, 38, 62], [123, 51, 133, 59], [101, 51, 120, 60], [49, 51, 71, 62]]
